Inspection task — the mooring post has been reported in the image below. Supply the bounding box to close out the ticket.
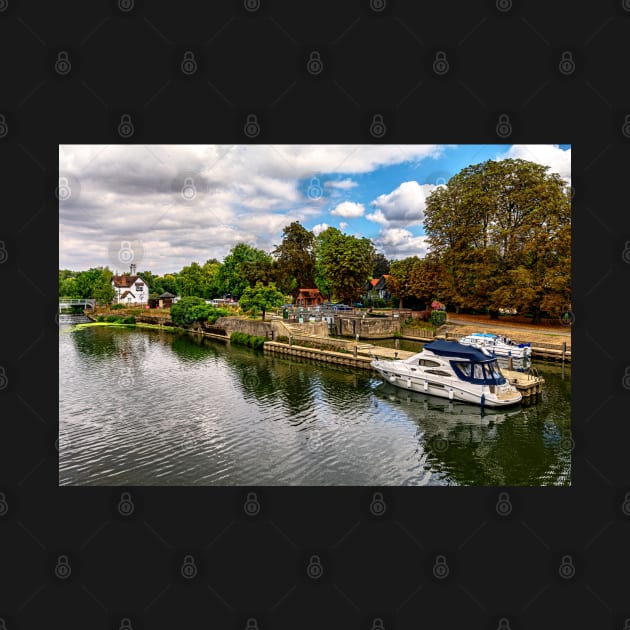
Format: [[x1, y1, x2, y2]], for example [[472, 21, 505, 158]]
[[562, 341, 566, 366], [507, 355, 513, 371]]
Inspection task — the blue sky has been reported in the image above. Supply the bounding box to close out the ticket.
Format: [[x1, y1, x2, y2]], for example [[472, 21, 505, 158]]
[[59, 144, 571, 275]]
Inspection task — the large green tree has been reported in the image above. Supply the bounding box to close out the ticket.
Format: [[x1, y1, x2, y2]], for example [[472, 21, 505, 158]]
[[272, 222, 316, 295], [238, 281, 285, 321], [218, 243, 273, 299], [93, 268, 116, 305], [73, 267, 110, 299], [202, 258, 222, 298], [176, 262, 206, 297], [424, 158, 570, 321], [314, 227, 375, 304]]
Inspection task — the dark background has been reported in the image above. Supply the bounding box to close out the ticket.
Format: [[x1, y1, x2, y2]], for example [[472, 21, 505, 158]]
[[1, 0, 629, 628]]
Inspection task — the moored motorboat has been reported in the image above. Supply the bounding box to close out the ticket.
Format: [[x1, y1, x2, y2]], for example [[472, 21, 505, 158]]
[[459, 332, 531, 358], [370, 339, 522, 408]]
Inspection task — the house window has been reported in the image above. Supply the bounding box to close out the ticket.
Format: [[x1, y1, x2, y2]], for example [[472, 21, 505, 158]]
[[135, 284, 143, 292]]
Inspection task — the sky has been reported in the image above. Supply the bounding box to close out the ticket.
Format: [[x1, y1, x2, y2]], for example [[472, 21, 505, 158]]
[[59, 144, 571, 276]]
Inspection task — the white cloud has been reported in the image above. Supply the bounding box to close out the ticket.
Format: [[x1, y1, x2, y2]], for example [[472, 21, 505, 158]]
[[339, 222, 348, 231], [325, 178, 358, 190], [330, 201, 365, 218], [374, 228, 429, 259], [365, 209, 388, 225], [497, 144, 571, 186], [369, 180, 434, 227], [58, 144, 448, 273], [312, 222, 330, 236]]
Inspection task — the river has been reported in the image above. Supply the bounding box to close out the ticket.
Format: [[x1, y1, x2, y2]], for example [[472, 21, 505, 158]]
[[59, 322, 571, 486]]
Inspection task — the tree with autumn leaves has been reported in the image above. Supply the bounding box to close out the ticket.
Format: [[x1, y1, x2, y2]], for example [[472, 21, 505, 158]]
[[387, 158, 570, 322]]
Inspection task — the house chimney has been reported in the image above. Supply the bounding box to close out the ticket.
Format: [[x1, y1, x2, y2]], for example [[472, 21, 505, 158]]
[[130, 263, 136, 275]]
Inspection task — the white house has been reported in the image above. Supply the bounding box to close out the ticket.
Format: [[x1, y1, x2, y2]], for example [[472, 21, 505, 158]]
[[112, 273, 149, 305]]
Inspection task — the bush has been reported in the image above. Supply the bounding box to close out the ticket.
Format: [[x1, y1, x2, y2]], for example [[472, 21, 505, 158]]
[[417, 309, 432, 322], [97, 315, 105, 322], [111, 303, 125, 310], [430, 310, 447, 327], [230, 332, 266, 350], [105, 315, 123, 323], [122, 315, 136, 324], [170, 296, 209, 326]]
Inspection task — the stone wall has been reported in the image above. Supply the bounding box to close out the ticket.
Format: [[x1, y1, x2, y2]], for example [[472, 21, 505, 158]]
[[135, 314, 176, 327], [336, 316, 401, 339], [215, 317, 274, 337]]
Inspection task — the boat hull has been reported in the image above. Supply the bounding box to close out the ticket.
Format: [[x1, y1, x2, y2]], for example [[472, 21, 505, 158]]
[[459, 338, 531, 358], [371, 363, 522, 408]]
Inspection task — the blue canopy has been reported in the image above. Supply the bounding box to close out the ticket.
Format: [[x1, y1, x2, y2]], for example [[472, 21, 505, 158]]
[[424, 340, 493, 363]]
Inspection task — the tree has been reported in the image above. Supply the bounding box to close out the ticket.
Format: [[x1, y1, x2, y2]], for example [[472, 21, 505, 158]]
[[59, 270, 80, 298], [176, 262, 207, 297], [73, 267, 106, 299], [238, 282, 285, 321], [93, 268, 116, 305], [424, 158, 570, 321], [387, 257, 420, 308], [372, 252, 390, 278], [412, 252, 448, 310], [314, 227, 375, 304], [139, 270, 163, 297], [161, 274, 178, 295], [218, 244, 273, 299], [202, 258, 222, 298], [272, 222, 316, 295]]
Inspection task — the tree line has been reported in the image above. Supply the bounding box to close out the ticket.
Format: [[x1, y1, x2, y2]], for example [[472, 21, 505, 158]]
[[59, 158, 570, 322], [59, 223, 390, 305]]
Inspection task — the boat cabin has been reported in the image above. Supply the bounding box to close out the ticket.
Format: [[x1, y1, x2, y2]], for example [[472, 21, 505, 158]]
[[419, 340, 507, 386]]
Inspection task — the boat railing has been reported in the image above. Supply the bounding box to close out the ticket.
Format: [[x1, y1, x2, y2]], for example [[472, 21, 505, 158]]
[[526, 365, 541, 381]]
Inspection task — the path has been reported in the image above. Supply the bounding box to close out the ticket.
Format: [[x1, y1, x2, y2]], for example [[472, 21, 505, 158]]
[[445, 316, 570, 337]]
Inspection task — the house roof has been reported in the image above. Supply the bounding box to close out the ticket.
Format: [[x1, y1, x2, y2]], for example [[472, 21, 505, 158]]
[[297, 288, 322, 296], [112, 274, 146, 288], [120, 290, 135, 299], [158, 292, 176, 298], [370, 278, 379, 287]]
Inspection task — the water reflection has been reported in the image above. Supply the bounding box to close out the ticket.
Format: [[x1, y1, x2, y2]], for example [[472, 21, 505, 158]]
[[61, 326, 571, 486], [372, 380, 570, 486]]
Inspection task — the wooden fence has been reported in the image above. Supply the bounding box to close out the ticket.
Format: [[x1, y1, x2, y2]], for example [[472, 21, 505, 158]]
[[400, 327, 436, 340]]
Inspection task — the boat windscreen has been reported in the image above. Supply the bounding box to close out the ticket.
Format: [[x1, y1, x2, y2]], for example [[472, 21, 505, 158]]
[[485, 361, 503, 380], [450, 359, 506, 385]]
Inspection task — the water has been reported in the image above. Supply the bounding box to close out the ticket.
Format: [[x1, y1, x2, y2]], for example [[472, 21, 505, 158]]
[[59, 325, 571, 486]]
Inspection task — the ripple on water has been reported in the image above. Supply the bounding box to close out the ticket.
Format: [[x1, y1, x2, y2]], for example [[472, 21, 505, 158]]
[[59, 328, 571, 486]]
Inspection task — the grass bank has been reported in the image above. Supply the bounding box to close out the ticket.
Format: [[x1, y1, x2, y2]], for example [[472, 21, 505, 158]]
[[73, 321, 183, 333]]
